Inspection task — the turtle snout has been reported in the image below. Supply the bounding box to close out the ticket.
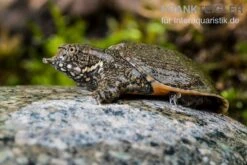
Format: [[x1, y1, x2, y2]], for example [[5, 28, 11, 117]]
[[42, 57, 55, 64]]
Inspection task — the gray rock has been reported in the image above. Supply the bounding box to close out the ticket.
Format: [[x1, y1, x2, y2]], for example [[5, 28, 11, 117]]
[[0, 86, 246, 165]]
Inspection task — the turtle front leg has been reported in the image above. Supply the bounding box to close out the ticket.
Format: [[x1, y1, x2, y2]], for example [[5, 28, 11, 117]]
[[92, 79, 123, 103]]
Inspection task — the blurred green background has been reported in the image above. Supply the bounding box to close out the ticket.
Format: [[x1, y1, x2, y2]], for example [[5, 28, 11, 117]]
[[0, 0, 247, 125]]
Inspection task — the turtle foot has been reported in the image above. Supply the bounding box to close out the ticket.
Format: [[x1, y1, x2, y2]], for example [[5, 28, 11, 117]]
[[169, 92, 181, 106]]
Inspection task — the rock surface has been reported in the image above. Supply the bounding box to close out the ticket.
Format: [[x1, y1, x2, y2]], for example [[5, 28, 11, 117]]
[[0, 86, 246, 165]]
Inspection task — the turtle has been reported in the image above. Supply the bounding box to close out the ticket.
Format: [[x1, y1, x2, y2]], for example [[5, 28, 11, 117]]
[[42, 42, 229, 113]]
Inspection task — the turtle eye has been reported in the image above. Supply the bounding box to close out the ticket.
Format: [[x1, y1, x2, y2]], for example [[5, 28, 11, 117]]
[[69, 47, 76, 54]]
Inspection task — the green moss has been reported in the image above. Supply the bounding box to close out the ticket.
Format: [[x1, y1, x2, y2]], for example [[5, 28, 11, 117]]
[[236, 41, 247, 56], [221, 88, 237, 101]]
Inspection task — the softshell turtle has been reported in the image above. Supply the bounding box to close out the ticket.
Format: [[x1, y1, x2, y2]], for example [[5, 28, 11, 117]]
[[43, 43, 229, 113]]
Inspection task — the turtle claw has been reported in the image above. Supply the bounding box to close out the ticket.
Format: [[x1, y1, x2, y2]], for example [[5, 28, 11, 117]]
[[169, 93, 181, 106], [92, 91, 103, 104], [92, 93, 101, 104]]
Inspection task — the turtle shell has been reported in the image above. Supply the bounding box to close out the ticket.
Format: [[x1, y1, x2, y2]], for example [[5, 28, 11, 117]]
[[110, 43, 229, 113]]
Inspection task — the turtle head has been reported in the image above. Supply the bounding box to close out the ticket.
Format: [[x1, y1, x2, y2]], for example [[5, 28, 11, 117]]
[[42, 44, 110, 85]]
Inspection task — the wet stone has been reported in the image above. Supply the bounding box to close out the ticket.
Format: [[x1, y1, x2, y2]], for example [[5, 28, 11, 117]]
[[0, 86, 246, 165]]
